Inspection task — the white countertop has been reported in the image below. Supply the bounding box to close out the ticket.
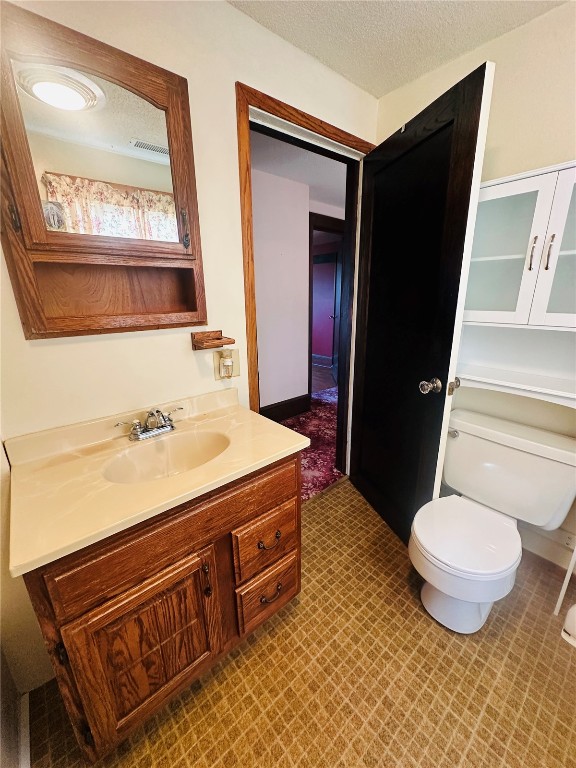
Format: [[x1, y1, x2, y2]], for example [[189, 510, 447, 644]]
[[6, 389, 309, 577]]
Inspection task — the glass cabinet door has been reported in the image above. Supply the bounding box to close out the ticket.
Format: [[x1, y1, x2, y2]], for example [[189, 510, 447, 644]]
[[463, 173, 558, 323], [529, 167, 576, 327]]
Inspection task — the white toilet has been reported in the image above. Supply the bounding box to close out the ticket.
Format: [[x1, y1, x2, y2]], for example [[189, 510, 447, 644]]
[[408, 409, 576, 634]]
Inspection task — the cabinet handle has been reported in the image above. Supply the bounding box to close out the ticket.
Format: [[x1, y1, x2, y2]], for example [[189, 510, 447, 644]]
[[180, 209, 190, 249], [527, 235, 538, 271], [257, 530, 281, 550], [544, 233, 556, 270], [201, 562, 212, 597], [260, 583, 283, 604]]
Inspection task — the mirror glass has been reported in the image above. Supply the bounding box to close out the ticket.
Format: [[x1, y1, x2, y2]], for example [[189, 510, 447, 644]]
[[11, 60, 179, 242]]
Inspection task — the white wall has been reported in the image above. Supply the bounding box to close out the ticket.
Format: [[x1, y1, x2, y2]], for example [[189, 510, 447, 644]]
[[252, 170, 310, 408], [377, 3, 576, 182], [1, 0, 377, 692], [28, 132, 174, 198]]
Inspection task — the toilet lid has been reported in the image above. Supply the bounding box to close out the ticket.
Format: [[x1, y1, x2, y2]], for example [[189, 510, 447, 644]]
[[412, 496, 522, 576]]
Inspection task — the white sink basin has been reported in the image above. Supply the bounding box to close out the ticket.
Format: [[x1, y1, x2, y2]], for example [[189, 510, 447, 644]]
[[103, 431, 230, 484]]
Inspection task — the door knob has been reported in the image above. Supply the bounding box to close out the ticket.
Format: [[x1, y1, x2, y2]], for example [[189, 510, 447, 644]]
[[419, 377, 442, 394]]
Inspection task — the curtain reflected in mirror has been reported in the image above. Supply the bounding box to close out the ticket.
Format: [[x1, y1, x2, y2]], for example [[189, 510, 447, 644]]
[[11, 60, 179, 242]]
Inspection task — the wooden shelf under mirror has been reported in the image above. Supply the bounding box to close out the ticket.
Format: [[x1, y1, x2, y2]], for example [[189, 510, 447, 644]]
[[192, 331, 236, 350], [0, 3, 207, 337], [34, 263, 200, 325]]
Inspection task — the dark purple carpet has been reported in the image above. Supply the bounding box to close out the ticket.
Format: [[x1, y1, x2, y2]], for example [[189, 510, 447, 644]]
[[281, 387, 343, 501]]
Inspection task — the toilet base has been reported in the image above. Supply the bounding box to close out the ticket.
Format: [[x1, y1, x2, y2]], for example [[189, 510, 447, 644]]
[[421, 582, 493, 634]]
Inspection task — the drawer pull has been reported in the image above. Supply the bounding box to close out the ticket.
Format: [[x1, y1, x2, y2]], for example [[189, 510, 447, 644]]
[[260, 582, 282, 604], [257, 530, 282, 550], [202, 562, 213, 597]]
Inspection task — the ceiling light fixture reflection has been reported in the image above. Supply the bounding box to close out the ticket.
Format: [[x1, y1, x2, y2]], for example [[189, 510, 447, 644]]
[[14, 63, 106, 112], [31, 81, 88, 111]]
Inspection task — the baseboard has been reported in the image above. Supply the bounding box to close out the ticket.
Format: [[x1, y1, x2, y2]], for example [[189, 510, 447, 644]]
[[260, 394, 311, 423], [19, 693, 30, 768], [312, 355, 332, 368]]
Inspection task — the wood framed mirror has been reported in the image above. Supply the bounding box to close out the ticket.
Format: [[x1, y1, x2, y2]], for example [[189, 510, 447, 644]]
[[1, 3, 207, 337]]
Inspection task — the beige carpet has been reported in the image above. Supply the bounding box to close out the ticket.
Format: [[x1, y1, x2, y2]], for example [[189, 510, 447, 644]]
[[30, 480, 576, 768]]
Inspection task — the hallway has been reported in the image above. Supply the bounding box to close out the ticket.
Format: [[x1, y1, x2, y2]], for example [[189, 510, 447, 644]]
[[311, 365, 336, 393], [281, 386, 343, 500]]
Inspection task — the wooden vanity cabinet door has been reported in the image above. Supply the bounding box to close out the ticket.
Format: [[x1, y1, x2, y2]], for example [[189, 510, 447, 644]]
[[60, 545, 221, 754]]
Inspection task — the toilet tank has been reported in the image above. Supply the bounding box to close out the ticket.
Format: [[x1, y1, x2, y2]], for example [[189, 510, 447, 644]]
[[444, 409, 576, 530]]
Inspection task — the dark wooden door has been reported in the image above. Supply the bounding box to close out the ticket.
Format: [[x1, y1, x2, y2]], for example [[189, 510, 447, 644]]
[[60, 545, 222, 754], [350, 64, 493, 543]]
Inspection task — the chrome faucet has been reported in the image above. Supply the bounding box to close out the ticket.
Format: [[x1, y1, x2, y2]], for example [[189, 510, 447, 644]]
[[116, 406, 183, 441], [144, 409, 166, 430]]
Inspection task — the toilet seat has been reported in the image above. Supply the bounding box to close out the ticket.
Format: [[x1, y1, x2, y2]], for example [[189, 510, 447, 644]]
[[411, 496, 522, 578]]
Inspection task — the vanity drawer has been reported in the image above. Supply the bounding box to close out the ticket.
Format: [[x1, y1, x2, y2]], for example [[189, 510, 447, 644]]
[[235, 551, 300, 636], [41, 458, 298, 622], [232, 498, 298, 584]]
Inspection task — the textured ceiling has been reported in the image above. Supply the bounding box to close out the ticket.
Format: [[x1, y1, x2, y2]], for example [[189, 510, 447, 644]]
[[229, 0, 564, 98], [250, 130, 347, 208]]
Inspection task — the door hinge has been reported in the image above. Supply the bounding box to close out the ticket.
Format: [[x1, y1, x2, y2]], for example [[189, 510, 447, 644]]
[[54, 641, 68, 665], [448, 377, 461, 396], [81, 723, 95, 748], [8, 202, 21, 232]]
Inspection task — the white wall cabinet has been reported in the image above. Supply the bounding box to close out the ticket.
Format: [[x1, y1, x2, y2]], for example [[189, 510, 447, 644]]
[[464, 165, 576, 328], [529, 169, 576, 327], [458, 163, 575, 407]]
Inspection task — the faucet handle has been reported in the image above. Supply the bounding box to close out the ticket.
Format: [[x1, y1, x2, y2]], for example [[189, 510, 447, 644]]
[[166, 406, 184, 423], [115, 419, 143, 438]]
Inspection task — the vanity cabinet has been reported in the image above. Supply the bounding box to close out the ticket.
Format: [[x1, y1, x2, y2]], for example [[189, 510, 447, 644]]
[[463, 165, 576, 327], [24, 455, 301, 762]]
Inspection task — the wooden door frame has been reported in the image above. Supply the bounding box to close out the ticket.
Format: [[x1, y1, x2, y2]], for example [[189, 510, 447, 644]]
[[235, 82, 374, 414]]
